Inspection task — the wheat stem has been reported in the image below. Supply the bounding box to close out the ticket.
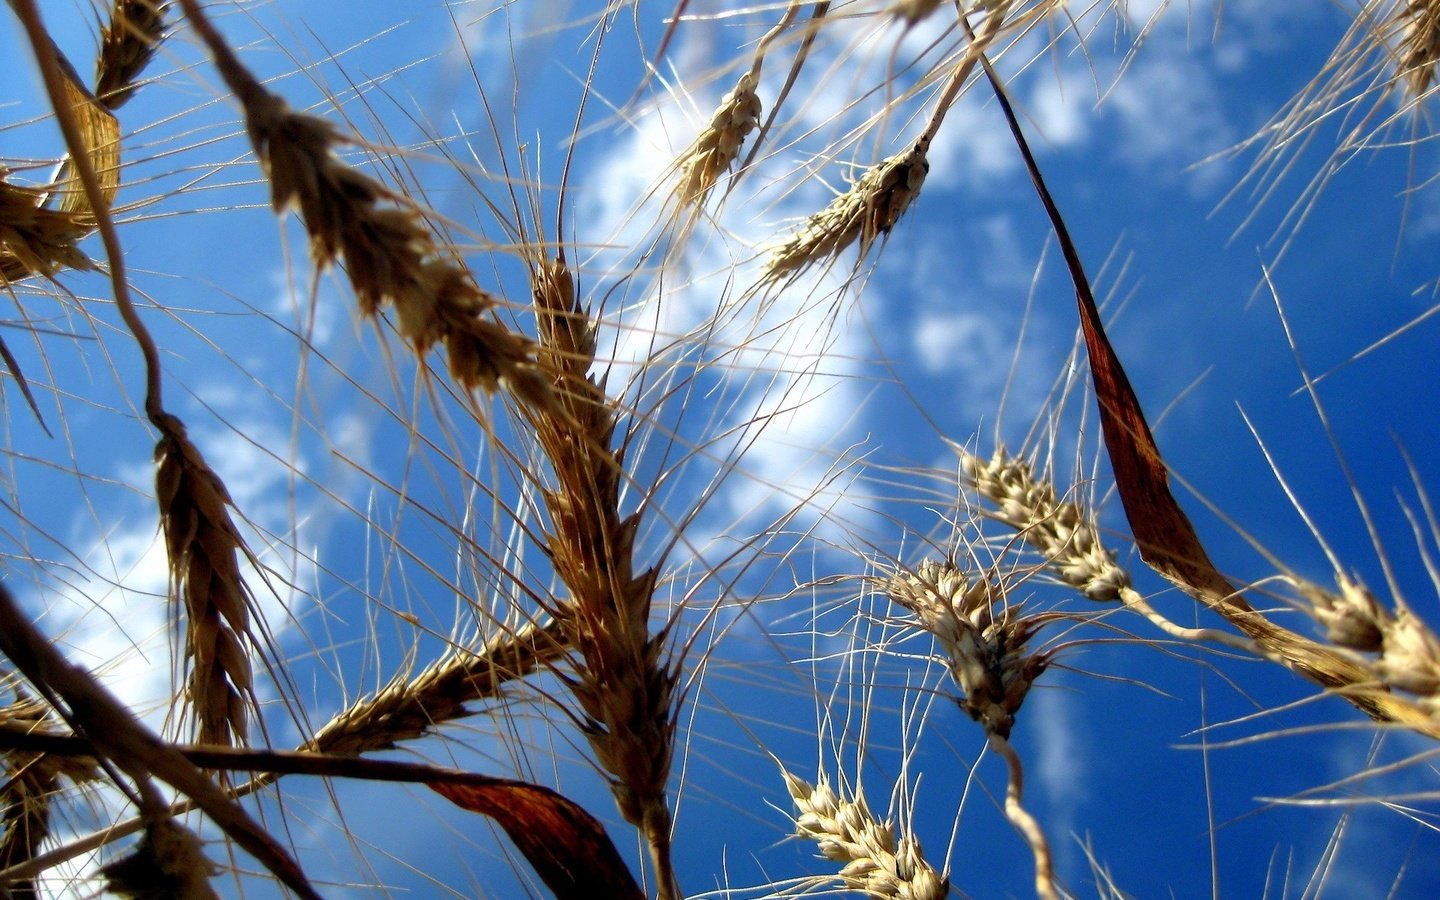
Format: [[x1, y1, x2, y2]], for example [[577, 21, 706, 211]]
[[989, 732, 1057, 900]]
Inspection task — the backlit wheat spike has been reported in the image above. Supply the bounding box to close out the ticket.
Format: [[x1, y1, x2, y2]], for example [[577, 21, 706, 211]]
[[177, 0, 549, 406], [763, 140, 930, 284], [960, 447, 1130, 601], [1388, 0, 1440, 99], [1297, 573, 1440, 711], [154, 412, 260, 749], [758, 0, 1021, 287], [1, 13, 127, 286], [306, 618, 568, 756], [880, 556, 1061, 898], [676, 69, 762, 206], [525, 252, 681, 898], [884, 560, 1052, 739], [781, 769, 949, 900], [94, 0, 167, 111], [0, 180, 96, 284], [960, 445, 1266, 652], [1, 692, 98, 897]]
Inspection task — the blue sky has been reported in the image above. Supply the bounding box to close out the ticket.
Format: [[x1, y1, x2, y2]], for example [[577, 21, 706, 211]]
[[5, 1, 1440, 897]]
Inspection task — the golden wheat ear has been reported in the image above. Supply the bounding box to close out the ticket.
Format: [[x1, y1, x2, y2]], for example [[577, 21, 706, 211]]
[[1383, 0, 1440, 102], [521, 247, 683, 898], [305, 617, 568, 756], [94, 1, 167, 111], [1, 2, 150, 433], [675, 70, 763, 208], [761, 141, 930, 287], [175, 0, 551, 409], [781, 767, 950, 900], [153, 412, 263, 749]]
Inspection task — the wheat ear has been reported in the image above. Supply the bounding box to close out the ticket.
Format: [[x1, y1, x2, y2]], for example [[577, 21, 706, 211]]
[[781, 767, 949, 900], [882, 558, 1060, 897], [962, 445, 1440, 735], [676, 70, 763, 207], [1385, 0, 1440, 100], [1, 692, 99, 898], [0, 615, 566, 882], [2, 0, 161, 284], [1296, 573, 1440, 711], [0, 181, 97, 285], [760, 1, 1014, 286], [12, 0, 269, 754], [306, 617, 568, 756], [94, 1, 167, 111], [961, 445, 1259, 650], [153, 412, 264, 749], [672, 0, 809, 207], [523, 252, 680, 898], [175, 0, 550, 407]]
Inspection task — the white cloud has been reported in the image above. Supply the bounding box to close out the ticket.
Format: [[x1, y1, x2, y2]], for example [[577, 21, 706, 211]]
[[1029, 73, 1092, 149], [1104, 52, 1233, 184]]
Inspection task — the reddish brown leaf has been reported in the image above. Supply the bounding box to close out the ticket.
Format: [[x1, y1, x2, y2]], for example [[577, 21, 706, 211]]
[[976, 54, 1249, 614], [980, 56, 1440, 734], [1073, 286, 1251, 612], [429, 779, 644, 900]]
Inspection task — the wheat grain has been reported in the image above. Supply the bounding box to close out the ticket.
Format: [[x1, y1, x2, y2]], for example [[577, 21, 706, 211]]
[[781, 768, 949, 900]]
